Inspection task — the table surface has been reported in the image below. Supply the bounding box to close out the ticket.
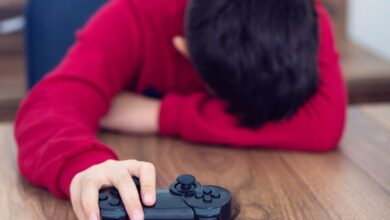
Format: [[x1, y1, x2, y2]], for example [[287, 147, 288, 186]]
[[1, 104, 390, 220]]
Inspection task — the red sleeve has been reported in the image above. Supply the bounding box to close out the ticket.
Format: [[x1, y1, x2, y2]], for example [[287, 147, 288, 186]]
[[14, 0, 142, 199], [159, 1, 347, 151]]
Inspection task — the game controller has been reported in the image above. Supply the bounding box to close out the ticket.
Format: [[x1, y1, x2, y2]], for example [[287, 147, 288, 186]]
[[99, 174, 232, 220]]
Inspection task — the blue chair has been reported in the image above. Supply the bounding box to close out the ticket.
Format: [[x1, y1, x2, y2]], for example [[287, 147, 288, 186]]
[[25, 0, 107, 88]]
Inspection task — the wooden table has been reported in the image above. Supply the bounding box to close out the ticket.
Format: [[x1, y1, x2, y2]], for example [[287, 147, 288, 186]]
[[1, 104, 390, 220]]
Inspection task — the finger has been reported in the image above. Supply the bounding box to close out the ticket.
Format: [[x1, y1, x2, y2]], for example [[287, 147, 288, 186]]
[[139, 162, 156, 206], [70, 175, 84, 220], [80, 176, 101, 220], [113, 171, 144, 220]]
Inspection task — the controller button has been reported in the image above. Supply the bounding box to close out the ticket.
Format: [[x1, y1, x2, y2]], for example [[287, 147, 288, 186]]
[[110, 188, 119, 196], [202, 187, 212, 195], [99, 193, 108, 201], [195, 191, 204, 199], [211, 191, 221, 198], [203, 195, 212, 203], [109, 198, 121, 206]]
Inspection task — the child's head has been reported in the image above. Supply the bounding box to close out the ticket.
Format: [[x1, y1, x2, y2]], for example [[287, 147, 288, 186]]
[[184, 0, 319, 127]]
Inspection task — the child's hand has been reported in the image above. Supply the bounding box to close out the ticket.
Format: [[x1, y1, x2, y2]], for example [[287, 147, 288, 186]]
[[70, 159, 156, 220]]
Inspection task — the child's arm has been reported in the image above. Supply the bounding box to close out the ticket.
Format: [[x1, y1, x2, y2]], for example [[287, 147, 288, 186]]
[[15, 0, 143, 199], [157, 1, 347, 151], [100, 93, 160, 134]]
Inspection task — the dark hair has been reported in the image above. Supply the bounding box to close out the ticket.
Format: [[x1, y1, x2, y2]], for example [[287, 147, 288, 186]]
[[186, 0, 319, 128]]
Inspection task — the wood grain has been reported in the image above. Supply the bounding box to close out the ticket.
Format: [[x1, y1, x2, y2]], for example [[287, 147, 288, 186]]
[[0, 123, 75, 219], [1, 104, 390, 219]]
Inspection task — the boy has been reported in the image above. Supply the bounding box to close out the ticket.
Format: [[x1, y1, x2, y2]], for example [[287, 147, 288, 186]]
[[15, 0, 346, 219]]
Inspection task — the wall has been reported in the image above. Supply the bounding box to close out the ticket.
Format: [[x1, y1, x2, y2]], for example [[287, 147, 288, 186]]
[[348, 0, 390, 61]]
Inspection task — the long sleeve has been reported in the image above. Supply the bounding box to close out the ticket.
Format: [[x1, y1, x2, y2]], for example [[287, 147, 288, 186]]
[[14, 0, 142, 199], [159, 1, 347, 151]]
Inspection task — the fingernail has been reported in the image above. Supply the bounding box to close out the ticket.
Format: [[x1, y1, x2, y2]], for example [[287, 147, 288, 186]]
[[143, 194, 154, 204], [132, 210, 143, 220], [89, 214, 98, 220]]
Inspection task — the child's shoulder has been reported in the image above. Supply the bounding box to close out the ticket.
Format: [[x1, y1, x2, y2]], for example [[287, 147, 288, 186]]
[[125, 0, 188, 17], [120, 0, 187, 36]]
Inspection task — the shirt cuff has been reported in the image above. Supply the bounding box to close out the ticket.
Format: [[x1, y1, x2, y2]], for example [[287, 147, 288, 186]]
[[58, 148, 118, 199], [159, 94, 185, 136]]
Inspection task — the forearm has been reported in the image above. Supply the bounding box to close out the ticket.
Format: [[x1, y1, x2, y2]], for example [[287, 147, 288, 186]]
[[15, 78, 118, 198], [100, 92, 161, 134], [159, 88, 346, 151]]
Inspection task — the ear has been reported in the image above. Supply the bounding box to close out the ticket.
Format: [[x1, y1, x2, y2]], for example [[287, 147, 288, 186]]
[[173, 36, 189, 58]]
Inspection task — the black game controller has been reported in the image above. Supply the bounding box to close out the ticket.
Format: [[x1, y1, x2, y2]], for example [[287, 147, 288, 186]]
[[99, 174, 232, 220]]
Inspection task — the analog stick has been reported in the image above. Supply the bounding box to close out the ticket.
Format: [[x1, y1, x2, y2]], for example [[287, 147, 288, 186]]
[[177, 174, 196, 190]]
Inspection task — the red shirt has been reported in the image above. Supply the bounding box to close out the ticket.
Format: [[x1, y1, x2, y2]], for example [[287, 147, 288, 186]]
[[14, 0, 346, 199]]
